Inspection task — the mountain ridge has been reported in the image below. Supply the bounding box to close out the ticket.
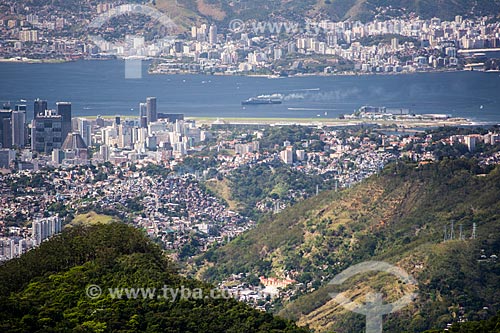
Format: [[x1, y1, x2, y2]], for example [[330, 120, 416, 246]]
[[174, 0, 500, 23], [10, 0, 500, 28], [197, 159, 500, 332]]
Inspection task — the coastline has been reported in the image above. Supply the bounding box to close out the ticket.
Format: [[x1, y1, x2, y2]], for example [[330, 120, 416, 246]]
[[0, 57, 468, 77], [0, 57, 70, 64], [81, 115, 473, 128], [147, 66, 466, 78], [185, 116, 473, 127]]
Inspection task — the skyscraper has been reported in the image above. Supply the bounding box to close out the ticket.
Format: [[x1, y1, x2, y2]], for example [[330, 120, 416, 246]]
[[56, 102, 72, 142], [0, 110, 12, 148], [139, 102, 148, 128], [11, 110, 26, 148], [78, 118, 92, 147], [31, 110, 63, 154], [209, 25, 217, 45], [146, 97, 157, 124], [34, 99, 47, 119], [139, 102, 147, 117]]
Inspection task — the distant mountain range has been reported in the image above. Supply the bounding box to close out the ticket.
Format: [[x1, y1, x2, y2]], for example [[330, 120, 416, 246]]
[[198, 159, 500, 332], [173, 0, 500, 23], [14, 0, 500, 29]]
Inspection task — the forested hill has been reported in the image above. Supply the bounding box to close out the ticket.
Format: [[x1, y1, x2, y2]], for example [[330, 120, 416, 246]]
[[198, 159, 500, 332], [0, 223, 308, 332]]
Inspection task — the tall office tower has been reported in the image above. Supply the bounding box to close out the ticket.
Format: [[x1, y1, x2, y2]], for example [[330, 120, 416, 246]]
[[31, 110, 63, 154], [139, 102, 148, 128], [78, 118, 92, 146], [209, 24, 217, 45], [0, 110, 13, 148], [56, 102, 72, 142], [11, 110, 26, 148], [139, 102, 147, 117], [146, 97, 157, 124], [118, 124, 132, 148], [34, 99, 47, 119]]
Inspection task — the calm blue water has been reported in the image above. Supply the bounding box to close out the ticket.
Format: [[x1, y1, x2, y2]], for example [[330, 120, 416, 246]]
[[1, 60, 499, 122]]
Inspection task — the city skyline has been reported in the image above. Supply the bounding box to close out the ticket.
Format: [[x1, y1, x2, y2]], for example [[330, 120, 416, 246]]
[[1, 1, 499, 332]]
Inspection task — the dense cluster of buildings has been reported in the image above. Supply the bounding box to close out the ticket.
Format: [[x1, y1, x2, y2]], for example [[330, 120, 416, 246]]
[[0, 216, 62, 261], [95, 105, 207, 162], [1, 95, 500, 268], [0, 162, 252, 262], [0, 99, 91, 169], [0, 0, 97, 60], [0, 96, 209, 170], [1, 0, 499, 73], [151, 16, 500, 75], [446, 132, 500, 152]]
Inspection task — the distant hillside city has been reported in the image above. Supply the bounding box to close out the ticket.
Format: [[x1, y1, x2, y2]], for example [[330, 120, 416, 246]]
[[0, 1, 499, 74], [1, 2, 500, 332]]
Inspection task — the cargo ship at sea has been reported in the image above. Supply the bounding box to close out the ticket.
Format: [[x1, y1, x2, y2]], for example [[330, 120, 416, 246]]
[[242, 94, 283, 105]]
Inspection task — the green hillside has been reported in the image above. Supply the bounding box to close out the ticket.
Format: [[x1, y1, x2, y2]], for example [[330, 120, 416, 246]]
[[317, 0, 500, 21], [0, 223, 308, 332], [22, 0, 500, 26], [197, 159, 500, 332], [174, 0, 500, 23]]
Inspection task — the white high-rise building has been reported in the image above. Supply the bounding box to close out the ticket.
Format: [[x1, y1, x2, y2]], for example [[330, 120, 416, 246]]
[[32, 216, 62, 246], [280, 146, 293, 164], [100, 145, 110, 161], [78, 118, 92, 146], [465, 136, 477, 151], [209, 25, 217, 45]]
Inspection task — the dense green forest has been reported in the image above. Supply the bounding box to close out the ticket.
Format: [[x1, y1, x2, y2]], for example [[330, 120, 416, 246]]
[[227, 160, 334, 218], [197, 159, 500, 332], [0, 223, 308, 332]]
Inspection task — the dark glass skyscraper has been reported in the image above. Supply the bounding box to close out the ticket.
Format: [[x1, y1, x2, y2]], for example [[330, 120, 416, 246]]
[[11, 110, 26, 148], [0, 110, 12, 148], [56, 102, 72, 143], [34, 99, 48, 119], [139, 102, 148, 128], [146, 97, 157, 124]]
